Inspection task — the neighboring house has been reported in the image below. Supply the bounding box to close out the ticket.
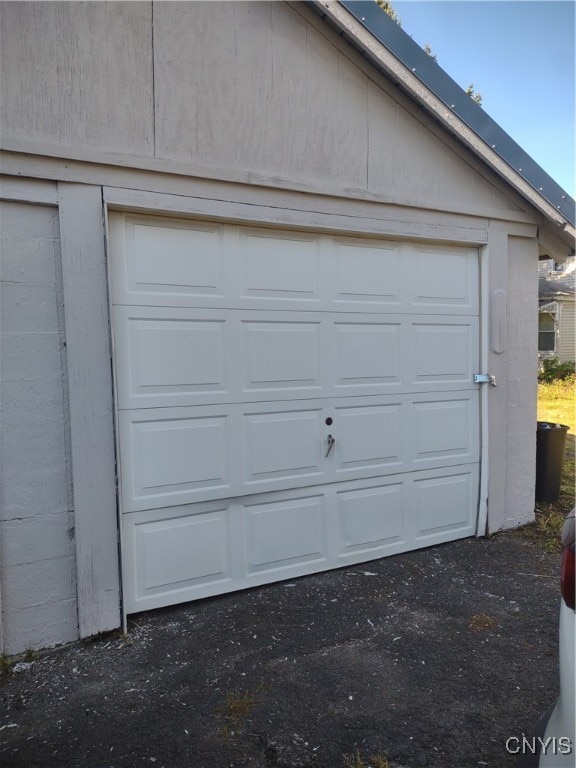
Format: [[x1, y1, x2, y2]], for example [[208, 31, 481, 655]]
[[1, 1, 575, 655], [538, 259, 576, 363]]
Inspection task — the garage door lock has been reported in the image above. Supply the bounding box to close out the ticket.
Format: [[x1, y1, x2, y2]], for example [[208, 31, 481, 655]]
[[325, 434, 336, 457], [474, 373, 496, 386]]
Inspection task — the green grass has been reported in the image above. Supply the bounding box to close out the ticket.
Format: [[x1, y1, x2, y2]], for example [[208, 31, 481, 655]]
[[0, 653, 13, 678], [537, 377, 575, 434]]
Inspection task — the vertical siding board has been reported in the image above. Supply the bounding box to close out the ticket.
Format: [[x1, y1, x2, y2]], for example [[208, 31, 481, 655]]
[[155, 1, 242, 168], [269, 2, 308, 178], [367, 80, 399, 195], [368, 83, 425, 199], [336, 52, 369, 188], [196, 2, 239, 168], [0, 3, 59, 140], [0, 2, 153, 155], [233, 2, 274, 172], [425, 139, 473, 207], [559, 302, 575, 362], [470, 172, 509, 215], [154, 1, 201, 162], [305, 27, 339, 183], [58, 183, 121, 638]]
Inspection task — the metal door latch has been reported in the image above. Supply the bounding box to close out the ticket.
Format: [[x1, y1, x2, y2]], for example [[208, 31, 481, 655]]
[[474, 373, 496, 387], [325, 434, 335, 457]]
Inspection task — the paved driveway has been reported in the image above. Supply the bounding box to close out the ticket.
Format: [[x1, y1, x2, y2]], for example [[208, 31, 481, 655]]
[[0, 534, 561, 768]]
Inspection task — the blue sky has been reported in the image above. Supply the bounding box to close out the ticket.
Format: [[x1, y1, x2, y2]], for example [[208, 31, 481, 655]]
[[393, 0, 575, 197]]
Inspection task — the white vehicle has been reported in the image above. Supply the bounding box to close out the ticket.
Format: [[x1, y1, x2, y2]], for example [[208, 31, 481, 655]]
[[518, 508, 575, 767]]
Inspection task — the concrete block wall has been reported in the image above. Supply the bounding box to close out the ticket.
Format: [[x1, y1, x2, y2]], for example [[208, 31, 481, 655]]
[[0, 200, 78, 654]]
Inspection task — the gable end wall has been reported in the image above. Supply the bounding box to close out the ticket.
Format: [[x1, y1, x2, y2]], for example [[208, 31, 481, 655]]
[[1, 1, 530, 221]]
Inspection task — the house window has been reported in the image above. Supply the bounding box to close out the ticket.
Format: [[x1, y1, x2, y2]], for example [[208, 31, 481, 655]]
[[538, 312, 556, 352]]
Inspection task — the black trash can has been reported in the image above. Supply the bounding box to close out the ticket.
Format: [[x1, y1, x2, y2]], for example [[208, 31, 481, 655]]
[[535, 422, 569, 502]]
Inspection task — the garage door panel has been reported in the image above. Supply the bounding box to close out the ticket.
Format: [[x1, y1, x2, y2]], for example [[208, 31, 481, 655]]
[[244, 407, 325, 487], [413, 466, 479, 544], [120, 407, 236, 511], [122, 466, 478, 612], [111, 216, 227, 305], [410, 318, 477, 386], [245, 494, 327, 575], [139, 512, 229, 589], [120, 393, 478, 511], [334, 402, 403, 474], [115, 308, 477, 409], [332, 238, 403, 307], [410, 244, 478, 313], [239, 228, 322, 303], [334, 321, 402, 389], [111, 215, 478, 316], [122, 501, 237, 613], [131, 320, 225, 388], [242, 319, 323, 394], [115, 309, 230, 405], [337, 481, 404, 555], [411, 393, 478, 466]]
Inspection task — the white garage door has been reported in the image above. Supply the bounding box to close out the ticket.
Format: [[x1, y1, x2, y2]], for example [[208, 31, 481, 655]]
[[109, 214, 481, 613]]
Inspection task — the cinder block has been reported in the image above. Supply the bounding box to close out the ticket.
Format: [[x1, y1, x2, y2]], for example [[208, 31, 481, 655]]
[[1, 512, 74, 567], [0, 376, 66, 427], [1, 598, 78, 655], [0, 201, 60, 239], [1, 556, 76, 612], [1, 422, 68, 477], [0, 282, 60, 334], [1, 464, 70, 521], [0, 236, 59, 285], [0, 331, 63, 383]]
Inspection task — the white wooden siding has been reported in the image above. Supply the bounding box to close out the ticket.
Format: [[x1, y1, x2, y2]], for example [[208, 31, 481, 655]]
[[0, 201, 78, 654], [558, 301, 576, 362]]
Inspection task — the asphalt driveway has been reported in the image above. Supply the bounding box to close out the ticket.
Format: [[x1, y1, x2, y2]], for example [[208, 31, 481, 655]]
[[0, 533, 562, 768]]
